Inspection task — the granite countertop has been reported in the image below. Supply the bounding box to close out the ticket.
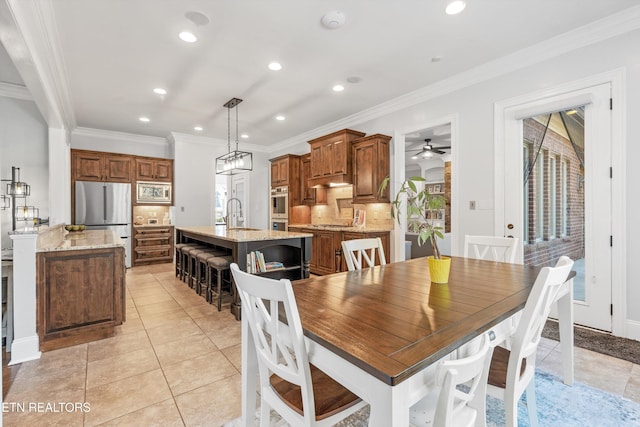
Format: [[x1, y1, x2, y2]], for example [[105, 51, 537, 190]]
[[287, 224, 393, 233], [37, 229, 125, 252], [177, 225, 313, 242]]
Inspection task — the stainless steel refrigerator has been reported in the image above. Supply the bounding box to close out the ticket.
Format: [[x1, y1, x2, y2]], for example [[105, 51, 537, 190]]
[[75, 181, 132, 268]]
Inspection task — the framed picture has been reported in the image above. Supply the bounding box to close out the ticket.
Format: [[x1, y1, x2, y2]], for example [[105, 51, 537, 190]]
[[433, 185, 441, 193]]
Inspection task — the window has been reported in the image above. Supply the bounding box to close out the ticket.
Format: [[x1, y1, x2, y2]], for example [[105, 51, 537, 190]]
[[215, 180, 228, 225], [561, 160, 568, 236], [549, 155, 557, 239], [535, 153, 544, 241]]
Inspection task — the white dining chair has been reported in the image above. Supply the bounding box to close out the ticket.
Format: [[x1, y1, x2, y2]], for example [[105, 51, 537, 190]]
[[229, 263, 368, 426], [342, 237, 386, 271], [486, 256, 574, 427], [464, 235, 519, 264], [410, 333, 494, 427]]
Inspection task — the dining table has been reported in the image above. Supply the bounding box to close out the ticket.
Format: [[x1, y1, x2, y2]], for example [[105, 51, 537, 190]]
[[240, 256, 575, 426]]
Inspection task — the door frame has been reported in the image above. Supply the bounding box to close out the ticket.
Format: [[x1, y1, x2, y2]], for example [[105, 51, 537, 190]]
[[392, 113, 459, 261], [494, 69, 626, 336]]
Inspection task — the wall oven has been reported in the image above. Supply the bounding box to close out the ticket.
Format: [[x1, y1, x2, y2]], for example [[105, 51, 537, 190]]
[[270, 186, 288, 219], [272, 220, 288, 231]]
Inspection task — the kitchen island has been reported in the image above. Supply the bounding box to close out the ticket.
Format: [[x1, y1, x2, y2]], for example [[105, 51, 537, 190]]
[[36, 226, 126, 351], [175, 226, 312, 319]]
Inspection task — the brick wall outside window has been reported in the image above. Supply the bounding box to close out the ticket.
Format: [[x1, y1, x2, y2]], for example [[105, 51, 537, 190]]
[[523, 118, 584, 267]]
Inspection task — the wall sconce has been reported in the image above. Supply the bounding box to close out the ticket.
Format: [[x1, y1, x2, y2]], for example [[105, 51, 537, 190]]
[[1, 195, 10, 210]]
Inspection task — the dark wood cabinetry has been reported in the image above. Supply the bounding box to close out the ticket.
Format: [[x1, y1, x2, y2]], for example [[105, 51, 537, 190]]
[[269, 154, 301, 206], [352, 134, 392, 203], [133, 226, 174, 266], [36, 246, 125, 351], [136, 158, 173, 182], [307, 129, 366, 187], [72, 150, 132, 182], [300, 154, 327, 205], [340, 231, 390, 271]]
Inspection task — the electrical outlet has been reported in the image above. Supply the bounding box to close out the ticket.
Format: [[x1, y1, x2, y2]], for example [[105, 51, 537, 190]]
[[469, 201, 476, 210]]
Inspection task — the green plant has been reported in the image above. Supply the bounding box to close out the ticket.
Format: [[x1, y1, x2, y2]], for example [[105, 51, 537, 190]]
[[379, 176, 447, 259]]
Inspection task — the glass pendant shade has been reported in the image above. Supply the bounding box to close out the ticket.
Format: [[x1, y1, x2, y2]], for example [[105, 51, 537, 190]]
[[7, 181, 30, 196], [216, 97, 253, 175], [1, 195, 10, 210], [15, 205, 39, 221]]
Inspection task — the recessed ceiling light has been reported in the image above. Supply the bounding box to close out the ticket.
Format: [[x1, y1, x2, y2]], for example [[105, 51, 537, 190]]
[[321, 10, 346, 29], [178, 31, 197, 43], [445, 1, 466, 15], [275, 115, 286, 121], [268, 62, 282, 71], [153, 88, 167, 95], [241, 133, 249, 139], [139, 117, 150, 123], [411, 155, 418, 160], [346, 76, 362, 84], [194, 126, 203, 131], [333, 84, 345, 92]]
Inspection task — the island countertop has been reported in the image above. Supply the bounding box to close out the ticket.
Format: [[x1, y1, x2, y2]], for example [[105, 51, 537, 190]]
[[176, 225, 312, 242], [37, 229, 124, 252]]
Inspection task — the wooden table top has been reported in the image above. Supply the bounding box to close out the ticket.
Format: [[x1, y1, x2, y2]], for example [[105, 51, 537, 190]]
[[292, 256, 542, 386]]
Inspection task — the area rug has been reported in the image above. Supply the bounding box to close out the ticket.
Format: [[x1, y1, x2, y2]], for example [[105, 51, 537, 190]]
[[542, 319, 640, 365], [222, 370, 640, 426]]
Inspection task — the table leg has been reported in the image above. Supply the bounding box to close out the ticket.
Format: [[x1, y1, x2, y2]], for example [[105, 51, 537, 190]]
[[556, 278, 574, 386], [241, 315, 257, 426]]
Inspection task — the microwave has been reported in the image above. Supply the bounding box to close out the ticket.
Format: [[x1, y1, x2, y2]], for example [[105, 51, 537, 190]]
[[136, 181, 172, 204]]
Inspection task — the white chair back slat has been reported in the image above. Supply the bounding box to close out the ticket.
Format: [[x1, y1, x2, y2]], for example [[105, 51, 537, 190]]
[[464, 235, 519, 264], [341, 238, 387, 271]]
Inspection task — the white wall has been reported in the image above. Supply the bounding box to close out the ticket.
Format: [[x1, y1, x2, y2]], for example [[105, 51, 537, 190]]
[[0, 97, 48, 248], [271, 30, 640, 323], [71, 128, 170, 158]]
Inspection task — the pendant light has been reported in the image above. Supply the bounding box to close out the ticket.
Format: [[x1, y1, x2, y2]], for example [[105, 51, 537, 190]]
[[215, 97, 253, 175]]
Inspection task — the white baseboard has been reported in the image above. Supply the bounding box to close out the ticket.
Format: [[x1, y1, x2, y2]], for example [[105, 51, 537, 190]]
[[625, 320, 640, 341], [9, 336, 41, 365]]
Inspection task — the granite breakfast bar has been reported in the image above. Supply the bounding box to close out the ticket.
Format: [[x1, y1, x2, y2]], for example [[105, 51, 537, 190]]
[[175, 226, 312, 319]]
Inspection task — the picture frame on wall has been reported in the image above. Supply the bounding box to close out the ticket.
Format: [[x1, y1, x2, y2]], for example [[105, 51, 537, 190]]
[[433, 185, 441, 193]]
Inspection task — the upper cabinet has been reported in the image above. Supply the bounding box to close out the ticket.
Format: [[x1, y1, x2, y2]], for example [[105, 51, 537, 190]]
[[269, 154, 301, 205], [72, 150, 132, 182], [300, 154, 327, 205], [136, 158, 173, 182], [307, 129, 366, 187], [352, 134, 392, 203]]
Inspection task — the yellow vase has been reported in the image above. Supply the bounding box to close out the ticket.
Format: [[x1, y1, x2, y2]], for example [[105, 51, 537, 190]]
[[428, 256, 451, 284]]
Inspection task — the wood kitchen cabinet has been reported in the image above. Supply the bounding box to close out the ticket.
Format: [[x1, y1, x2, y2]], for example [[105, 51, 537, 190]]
[[352, 134, 392, 203], [300, 154, 326, 205], [307, 129, 366, 187], [36, 246, 125, 351], [287, 227, 340, 275], [72, 150, 132, 182], [133, 225, 174, 266], [136, 157, 173, 182], [269, 154, 301, 205], [340, 231, 390, 271]]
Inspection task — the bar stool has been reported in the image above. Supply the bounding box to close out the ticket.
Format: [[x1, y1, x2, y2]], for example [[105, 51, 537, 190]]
[[174, 243, 191, 279], [206, 255, 234, 311], [195, 249, 227, 297], [183, 245, 208, 287]]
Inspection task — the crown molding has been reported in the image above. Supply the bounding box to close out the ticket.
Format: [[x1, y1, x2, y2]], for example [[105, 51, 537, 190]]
[[0, 82, 31, 100], [73, 127, 167, 146], [170, 132, 270, 152], [273, 5, 640, 152]]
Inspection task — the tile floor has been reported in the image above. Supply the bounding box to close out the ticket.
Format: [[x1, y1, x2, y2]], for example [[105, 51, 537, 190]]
[[3, 262, 640, 426]]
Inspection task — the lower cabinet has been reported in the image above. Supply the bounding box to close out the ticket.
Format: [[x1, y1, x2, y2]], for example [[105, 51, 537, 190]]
[[289, 227, 390, 275], [133, 225, 174, 266], [37, 246, 125, 351]]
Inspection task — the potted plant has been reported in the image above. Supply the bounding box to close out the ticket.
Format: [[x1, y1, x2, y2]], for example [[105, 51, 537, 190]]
[[379, 176, 451, 283]]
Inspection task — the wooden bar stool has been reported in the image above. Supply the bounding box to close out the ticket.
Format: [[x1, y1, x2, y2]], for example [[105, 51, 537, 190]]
[[174, 243, 190, 279], [195, 249, 227, 297], [183, 245, 207, 287], [206, 255, 234, 311]]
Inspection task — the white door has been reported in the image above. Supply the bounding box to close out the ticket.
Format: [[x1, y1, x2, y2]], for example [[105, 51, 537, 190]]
[[230, 175, 248, 227], [500, 83, 612, 331]]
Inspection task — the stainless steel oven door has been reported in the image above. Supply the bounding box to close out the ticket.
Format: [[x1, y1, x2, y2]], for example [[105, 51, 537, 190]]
[[271, 194, 288, 219]]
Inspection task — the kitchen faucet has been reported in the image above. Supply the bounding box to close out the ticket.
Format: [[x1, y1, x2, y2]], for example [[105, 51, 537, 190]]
[[225, 198, 243, 229]]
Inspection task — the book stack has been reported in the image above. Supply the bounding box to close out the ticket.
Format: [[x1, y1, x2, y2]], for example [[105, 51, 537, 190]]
[[246, 250, 285, 273]]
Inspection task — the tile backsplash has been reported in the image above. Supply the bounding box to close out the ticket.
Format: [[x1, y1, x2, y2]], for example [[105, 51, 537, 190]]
[[310, 186, 392, 228], [133, 205, 170, 225]]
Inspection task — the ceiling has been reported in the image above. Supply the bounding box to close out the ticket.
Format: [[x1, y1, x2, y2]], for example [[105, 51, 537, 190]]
[[1, 1, 637, 149]]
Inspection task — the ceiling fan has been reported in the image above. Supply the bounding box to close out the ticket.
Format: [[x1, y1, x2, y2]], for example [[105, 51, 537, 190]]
[[406, 139, 451, 158]]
